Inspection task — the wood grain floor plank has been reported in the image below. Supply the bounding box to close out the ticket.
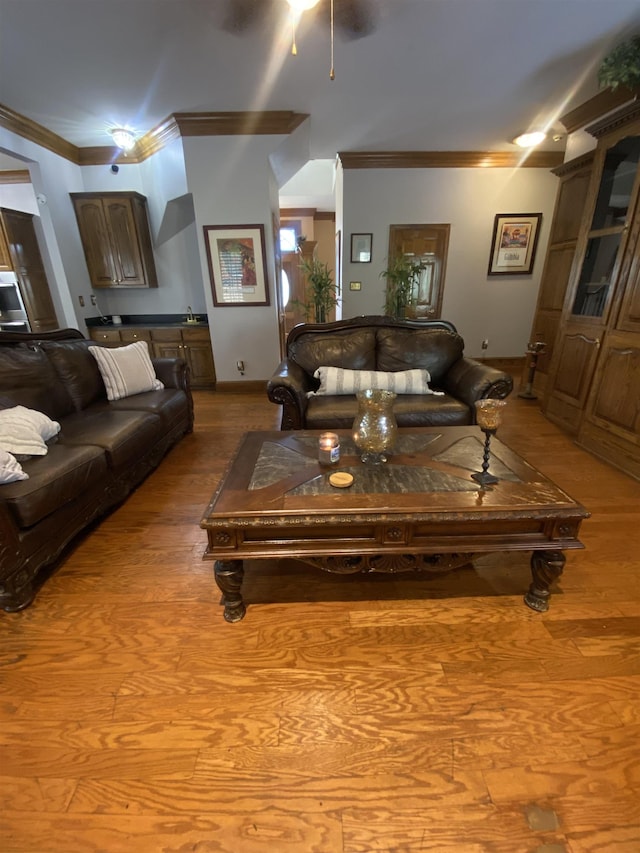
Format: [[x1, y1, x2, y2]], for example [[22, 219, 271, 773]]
[[67, 769, 490, 815], [0, 810, 343, 853], [341, 804, 568, 852]]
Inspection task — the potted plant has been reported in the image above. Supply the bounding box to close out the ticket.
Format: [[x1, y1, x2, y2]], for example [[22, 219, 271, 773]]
[[598, 35, 640, 91], [295, 255, 339, 324], [380, 255, 428, 319]]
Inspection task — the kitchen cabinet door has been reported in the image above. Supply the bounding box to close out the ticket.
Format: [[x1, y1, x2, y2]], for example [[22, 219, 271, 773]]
[[0, 218, 12, 271], [0, 208, 58, 333], [182, 327, 216, 387], [71, 192, 158, 289]]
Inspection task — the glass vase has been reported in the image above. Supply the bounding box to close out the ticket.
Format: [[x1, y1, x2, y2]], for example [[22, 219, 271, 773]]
[[352, 389, 398, 464]]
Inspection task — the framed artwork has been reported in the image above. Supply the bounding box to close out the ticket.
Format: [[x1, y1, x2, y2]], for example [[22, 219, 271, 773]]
[[350, 232, 373, 263], [487, 213, 542, 276], [203, 224, 270, 306]]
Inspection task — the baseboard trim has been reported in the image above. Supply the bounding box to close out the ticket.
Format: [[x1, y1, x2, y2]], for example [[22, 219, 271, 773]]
[[478, 356, 526, 375]]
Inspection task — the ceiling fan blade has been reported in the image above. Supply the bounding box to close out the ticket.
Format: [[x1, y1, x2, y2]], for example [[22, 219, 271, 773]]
[[220, 0, 274, 35], [332, 0, 379, 40]]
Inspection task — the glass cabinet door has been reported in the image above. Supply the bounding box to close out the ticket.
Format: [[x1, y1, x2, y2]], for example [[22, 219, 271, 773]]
[[571, 136, 640, 318]]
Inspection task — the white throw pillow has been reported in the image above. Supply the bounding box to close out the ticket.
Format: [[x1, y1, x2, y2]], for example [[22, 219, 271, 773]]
[[309, 366, 444, 396], [0, 406, 61, 457], [0, 448, 28, 483], [89, 341, 164, 401]]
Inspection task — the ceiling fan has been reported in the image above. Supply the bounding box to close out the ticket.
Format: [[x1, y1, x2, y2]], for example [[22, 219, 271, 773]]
[[220, 0, 379, 41]]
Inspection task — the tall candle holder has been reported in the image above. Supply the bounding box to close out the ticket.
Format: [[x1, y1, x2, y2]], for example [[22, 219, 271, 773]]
[[471, 399, 507, 486]]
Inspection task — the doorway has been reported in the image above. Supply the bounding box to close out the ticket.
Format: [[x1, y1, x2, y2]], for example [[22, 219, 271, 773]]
[[388, 224, 450, 318]]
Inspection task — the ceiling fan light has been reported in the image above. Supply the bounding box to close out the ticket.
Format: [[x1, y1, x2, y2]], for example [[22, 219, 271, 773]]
[[110, 128, 136, 151], [513, 131, 547, 148], [286, 0, 321, 11]]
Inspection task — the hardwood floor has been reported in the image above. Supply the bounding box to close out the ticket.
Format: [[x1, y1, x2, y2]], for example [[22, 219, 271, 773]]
[[1, 388, 639, 852]]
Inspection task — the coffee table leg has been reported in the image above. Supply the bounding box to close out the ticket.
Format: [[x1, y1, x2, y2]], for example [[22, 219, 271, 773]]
[[214, 560, 246, 622], [524, 550, 565, 612]]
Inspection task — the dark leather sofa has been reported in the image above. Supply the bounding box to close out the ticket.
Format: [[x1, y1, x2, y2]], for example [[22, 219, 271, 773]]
[[267, 316, 513, 430], [0, 328, 193, 612]]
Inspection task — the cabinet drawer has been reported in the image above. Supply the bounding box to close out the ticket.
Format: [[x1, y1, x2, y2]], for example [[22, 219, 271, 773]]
[[182, 326, 210, 342], [120, 328, 151, 343], [151, 328, 182, 342], [90, 329, 122, 344]]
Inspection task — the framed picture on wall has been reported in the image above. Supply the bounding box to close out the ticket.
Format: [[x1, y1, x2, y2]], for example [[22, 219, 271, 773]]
[[350, 233, 373, 263], [487, 213, 542, 276], [203, 224, 270, 306]]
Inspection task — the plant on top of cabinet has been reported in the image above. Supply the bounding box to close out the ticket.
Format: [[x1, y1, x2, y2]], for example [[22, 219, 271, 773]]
[[70, 191, 158, 289], [598, 36, 640, 92]]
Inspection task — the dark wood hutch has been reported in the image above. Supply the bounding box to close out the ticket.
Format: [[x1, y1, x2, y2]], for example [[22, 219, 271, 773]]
[[530, 96, 640, 479]]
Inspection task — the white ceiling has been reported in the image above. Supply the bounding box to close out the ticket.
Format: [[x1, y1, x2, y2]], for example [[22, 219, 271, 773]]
[[1, 0, 640, 204]]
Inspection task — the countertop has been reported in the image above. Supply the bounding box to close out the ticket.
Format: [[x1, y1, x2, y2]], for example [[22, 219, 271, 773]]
[[86, 313, 209, 329]]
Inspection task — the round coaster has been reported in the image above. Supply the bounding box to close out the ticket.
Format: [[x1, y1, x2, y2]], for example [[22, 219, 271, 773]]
[[329, 471, 354, 488]]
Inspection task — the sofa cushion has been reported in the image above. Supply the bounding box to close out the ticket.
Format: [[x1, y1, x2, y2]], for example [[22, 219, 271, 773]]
[[375, 327, 464, 382], [1, 443, 108, 528], [289, 328, 377, 377], [305, 392, 471, 430], [0, 345, 74, 419], [97, 388, 190, 431], [89, 341, 164, 401], [0, 448, 28, 484], [310, 366, 442, 396], [39, 340, 106, 411], [57, 409, 163, 470]]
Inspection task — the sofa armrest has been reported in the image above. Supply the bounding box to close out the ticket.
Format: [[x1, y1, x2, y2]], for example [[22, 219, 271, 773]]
[[442, 357, 513, 421], [267, 358, 314, 429], [152, 357, 190, 392]]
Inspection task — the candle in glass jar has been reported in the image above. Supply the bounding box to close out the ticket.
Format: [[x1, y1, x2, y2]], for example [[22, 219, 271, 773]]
[[318, 432, 340, 465]]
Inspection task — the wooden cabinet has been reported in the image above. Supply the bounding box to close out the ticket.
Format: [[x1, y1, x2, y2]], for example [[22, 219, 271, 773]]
[[88, 325, 216, 389], [526, 153, 594, 394], [70, 192, 158, 289], [0, 208, 59, 333], [543, 102, 640, 479], [0, 218, 11, 271], [150, 327, 216, 388]]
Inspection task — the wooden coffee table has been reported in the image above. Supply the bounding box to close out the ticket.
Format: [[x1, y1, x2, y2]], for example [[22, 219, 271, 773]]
[[200, 428, 589, 621]]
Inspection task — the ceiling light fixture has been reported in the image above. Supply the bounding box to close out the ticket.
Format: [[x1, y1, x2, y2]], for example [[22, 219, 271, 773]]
[[513, 131, 547, 148], [110, 128, 136, 151]]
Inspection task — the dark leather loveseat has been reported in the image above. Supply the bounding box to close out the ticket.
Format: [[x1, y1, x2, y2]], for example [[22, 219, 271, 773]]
[[0, 328, 193, 612], [267, 316, 513, 430]]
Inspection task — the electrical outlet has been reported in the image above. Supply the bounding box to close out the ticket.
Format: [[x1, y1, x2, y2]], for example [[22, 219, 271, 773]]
[[90, 294, 97, 306], [482, 339, 489, 350], [236, 360, 245, 373], [78, 295, 85, 307]]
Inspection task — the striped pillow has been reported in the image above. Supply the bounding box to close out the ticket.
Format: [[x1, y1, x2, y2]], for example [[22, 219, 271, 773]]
[[89, 341, 164, 401], [310, 366, 443, 396]]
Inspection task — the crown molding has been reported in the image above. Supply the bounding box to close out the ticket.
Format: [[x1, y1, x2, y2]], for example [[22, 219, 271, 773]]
[[0, 102, 79, 162], [76, 146, 143, 166], [586, 98, 640, 139], [281, 208, 317, 217], [0, 103, 309, 165], [137, 115, 182, 159], [172, 111, 308, 136], [551, 151, 595, 178], [338, 150, 563, 169], [0, 169, 31, 184], [559, 87, 637, 134]]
